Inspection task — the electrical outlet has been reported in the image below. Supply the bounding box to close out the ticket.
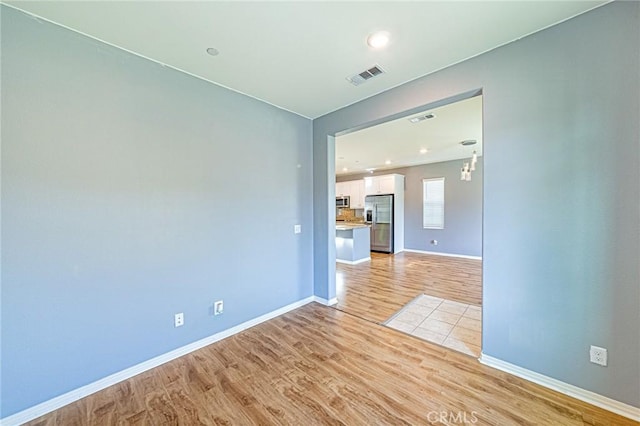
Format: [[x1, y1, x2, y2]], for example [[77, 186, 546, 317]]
[[174, 312, 184, 327], [294, 224, 302, 234], [214, 300, 224, 316], [590, 345, 607, 366]]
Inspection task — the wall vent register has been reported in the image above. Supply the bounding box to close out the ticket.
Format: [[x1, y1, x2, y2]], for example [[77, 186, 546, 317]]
[[408, 113, 436, 123]]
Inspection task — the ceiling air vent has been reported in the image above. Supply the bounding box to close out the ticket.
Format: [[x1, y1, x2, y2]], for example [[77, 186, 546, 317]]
[[346, 65, 385, 86], [408, 113, 436, 123]]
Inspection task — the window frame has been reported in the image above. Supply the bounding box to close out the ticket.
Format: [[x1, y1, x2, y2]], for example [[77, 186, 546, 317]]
[[422, 177, 445, 229]]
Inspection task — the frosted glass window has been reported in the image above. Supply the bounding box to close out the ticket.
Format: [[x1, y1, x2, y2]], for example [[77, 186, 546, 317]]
[[423, 178, 445, 229]]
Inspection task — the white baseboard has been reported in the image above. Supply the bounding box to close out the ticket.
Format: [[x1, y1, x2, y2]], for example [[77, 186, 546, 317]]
[[0, 296, 316, 426], [312, 296, 338, 306], [479, 353, 640, 422], [336, 257, 371, 265], [403, 248, 482, 260]]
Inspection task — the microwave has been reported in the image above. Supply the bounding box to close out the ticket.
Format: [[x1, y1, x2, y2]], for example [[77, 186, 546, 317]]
[[336, 196, 350, 208]]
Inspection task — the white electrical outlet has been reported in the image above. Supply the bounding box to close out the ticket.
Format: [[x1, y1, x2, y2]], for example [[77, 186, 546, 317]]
[[294, 224, 302, 234], [214, 300, 224, 316], [174, 312, 184, 327], [590, 345, 607, 366]]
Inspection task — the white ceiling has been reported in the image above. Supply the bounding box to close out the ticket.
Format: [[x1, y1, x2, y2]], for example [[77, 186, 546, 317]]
[[6, 1, 607, 119], [336, 95, 482, 176]]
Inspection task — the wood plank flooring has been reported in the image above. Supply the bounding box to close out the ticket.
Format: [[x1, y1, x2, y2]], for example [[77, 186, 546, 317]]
[[24, 303, 635, 425], [336, 252, 482, 324]]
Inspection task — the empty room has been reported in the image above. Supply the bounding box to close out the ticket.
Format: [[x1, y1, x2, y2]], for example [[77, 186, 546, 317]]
[[1, 1, 639, 425]]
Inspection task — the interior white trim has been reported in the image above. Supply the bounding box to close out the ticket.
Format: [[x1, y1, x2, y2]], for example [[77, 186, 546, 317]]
[[479, 353, 640, 422], [335, 257, 371, 265], [312, 296, 339, 306], [403, 248, 482, 260], [0, 296, 316, 426]]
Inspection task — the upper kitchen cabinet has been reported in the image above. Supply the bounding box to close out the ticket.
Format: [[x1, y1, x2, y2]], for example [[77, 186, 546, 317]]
[[364, 174, 404, 195], [336, 180, 365, 209], [350, 180, 365, 209], [336, 181, 350, 197]]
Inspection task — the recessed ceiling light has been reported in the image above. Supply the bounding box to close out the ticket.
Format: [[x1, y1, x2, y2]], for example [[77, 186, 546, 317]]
[[342, 167, 348, 172], [367, 31, 390, 49], [206, 47, 219, 56], [385, 160, 391, 165], [420, 148, 428, 154]]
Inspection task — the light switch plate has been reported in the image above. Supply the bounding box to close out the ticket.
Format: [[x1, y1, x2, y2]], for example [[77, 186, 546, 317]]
[[294, 224, 301, 234], [214, 300, 224, 316]]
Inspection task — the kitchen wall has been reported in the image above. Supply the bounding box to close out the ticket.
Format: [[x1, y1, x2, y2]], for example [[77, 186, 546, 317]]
[[314, 1, 639, 408], [338, 158, 483, 257], [1, 6, 313, 417]]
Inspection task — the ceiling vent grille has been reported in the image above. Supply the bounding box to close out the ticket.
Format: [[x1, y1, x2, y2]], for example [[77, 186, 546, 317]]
[[347, 65, 385, 86], [408, 113, 436, 123]]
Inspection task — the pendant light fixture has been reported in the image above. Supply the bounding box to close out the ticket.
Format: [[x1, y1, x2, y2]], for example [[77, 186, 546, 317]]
[[460, 140, 478, 182]]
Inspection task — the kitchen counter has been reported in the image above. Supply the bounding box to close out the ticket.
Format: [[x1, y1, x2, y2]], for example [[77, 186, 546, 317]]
[[336, 223, 371, 265], [335, 223, 369, 231]]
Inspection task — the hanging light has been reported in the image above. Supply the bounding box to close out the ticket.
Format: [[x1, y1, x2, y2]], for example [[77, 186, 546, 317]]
[[461, 162, 472, 181], [460, 140, 478, 182]]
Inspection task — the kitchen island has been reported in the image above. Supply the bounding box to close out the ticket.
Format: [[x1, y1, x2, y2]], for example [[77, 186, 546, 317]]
[[336, 223, 371, 264]]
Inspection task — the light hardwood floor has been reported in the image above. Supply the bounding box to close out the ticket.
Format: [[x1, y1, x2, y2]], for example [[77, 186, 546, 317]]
[[24, 303, 635, 425], [336, 251, 482, 324]]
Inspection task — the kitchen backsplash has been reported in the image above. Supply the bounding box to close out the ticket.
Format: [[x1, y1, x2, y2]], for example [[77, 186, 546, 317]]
[[336, 208, 364, 222]]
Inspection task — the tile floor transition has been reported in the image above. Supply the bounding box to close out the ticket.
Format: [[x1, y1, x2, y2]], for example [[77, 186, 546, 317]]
[[384, 294, 482, 357]]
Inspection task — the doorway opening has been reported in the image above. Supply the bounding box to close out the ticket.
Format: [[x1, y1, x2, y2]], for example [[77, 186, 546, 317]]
[[331, 94, 483, 358]]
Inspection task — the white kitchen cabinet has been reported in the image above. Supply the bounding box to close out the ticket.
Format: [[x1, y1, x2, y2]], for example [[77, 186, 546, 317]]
[[336, 180, 365, 209], [364, 174, 403, 195], [336, 181, 350, 197], [350, 180, 365, 209], [377, 175, 395, 194]]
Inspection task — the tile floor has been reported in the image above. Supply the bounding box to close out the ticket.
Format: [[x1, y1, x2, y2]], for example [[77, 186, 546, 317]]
[[384, 294, 481, 357]]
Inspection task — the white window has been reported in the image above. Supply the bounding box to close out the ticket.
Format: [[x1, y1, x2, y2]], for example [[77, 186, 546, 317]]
[[423, 178, 445, 229]]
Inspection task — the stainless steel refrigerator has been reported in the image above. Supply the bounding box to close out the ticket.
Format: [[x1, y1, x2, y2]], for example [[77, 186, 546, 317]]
[[364, 194, 393, 253]]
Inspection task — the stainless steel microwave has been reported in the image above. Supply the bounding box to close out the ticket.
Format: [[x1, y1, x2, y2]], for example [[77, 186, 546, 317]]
[[336, 196, 350, 208]]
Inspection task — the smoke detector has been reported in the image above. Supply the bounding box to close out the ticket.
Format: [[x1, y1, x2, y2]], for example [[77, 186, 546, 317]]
[[347, 65, 385, 86], [408, 113, 436, 123]]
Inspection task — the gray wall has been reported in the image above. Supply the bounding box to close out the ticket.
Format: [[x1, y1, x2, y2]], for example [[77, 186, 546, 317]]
[[338, 158, 483, 257], [314, 2, 639, 407], [1, 6, 313, 417]]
